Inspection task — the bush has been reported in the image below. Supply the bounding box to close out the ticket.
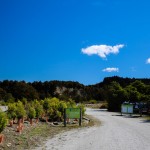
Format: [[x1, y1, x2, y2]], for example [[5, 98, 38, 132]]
[[28, 106, 36, 119], [0, 110, 8, 133], [7, 103, 17, 120], [99, 102, 108, 109], [89, 100, 97, 104], [34, 100, 44, 119], [77, 104, 86, 116], [16, 101, 26, 120]]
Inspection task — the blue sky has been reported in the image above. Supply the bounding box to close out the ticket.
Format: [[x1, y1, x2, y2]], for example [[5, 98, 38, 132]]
[[0, 0, 150, 85]]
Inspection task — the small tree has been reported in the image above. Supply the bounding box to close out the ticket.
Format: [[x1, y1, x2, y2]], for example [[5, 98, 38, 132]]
[[7, 103, 17, 125], [58, 101, 67, 120], [0, 110, 7, 133], [0, 109, 8, 143], [34, 100, 43, 123], [47, 98, 59, 121], [28, 106, 36, 125], [43, 98, 50, 114], [16, 101, 26, 124]]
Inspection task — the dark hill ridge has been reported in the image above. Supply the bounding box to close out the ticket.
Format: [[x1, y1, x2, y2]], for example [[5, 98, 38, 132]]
[[0, 76, 150, 103], [93, 76, 150, 88]]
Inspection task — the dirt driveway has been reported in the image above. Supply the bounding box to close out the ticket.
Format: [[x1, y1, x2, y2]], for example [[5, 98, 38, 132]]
[[36, 108, 150, 150]]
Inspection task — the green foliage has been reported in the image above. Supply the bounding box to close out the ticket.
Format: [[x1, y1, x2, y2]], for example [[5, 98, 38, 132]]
[[0, 110, 8, 133], [0, 88, 6, 100], [77, 104, 86, 116], [1, 77, 150, 113], [3, 93, 15, 103], [106, 79, 150, 112], [46, 97, 61, 120], [58, 101, 67, 113], [125, 85, 141, 102], [28, 106, 36, 119], [107, 82, 128, 111], [43, 98, 50, 113], [16, 101, 26, 119], [21, 97, 28, 106], [7, 103, 17, 119], [34, 100, 44, 118], [131, 80, 146, 93], [89, 100, 97, 104], [41, 97, 85, 121], [66, 99, 76, 108]]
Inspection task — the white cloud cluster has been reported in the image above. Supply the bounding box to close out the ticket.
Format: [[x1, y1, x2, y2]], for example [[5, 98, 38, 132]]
[[81, 44, 124, 59], [102, 67, 119, 72], [146, 58, 150, 64]]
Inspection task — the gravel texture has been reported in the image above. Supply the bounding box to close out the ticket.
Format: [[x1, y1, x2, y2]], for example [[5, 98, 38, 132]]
[[36, 108, 150, 150]]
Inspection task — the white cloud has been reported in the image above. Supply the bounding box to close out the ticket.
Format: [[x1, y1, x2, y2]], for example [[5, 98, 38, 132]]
[[81, 44, 124, 59], [146, 58, 150, 64], [102, 67, 119, 72]]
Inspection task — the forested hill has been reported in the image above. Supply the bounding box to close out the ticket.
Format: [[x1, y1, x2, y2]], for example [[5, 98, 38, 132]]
[[1, 76, 150, 108], [93, 76, 150, 88]]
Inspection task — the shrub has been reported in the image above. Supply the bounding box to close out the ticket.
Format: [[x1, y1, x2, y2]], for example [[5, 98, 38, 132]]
[[16, 101, 26, 120], [7, 103, 17, 120], [89, 100, 97, 104], [28, 106, 36, 119], [34, 100, 44, 119], [77, 104, 86, 116], [0, 110, 8, 133]]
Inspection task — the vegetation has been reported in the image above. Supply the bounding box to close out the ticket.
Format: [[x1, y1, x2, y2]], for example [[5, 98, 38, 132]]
[[34, 100, 44, 120], [1, 76, 150, 148], [7, 103, 17, 120], [15, 101, 26, 120], [1, 76, 150, 112], [0, 109, 7, 133], [5, 97, 86, 124]]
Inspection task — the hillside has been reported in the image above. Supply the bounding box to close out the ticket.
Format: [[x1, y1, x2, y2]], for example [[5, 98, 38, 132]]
[[0, 76, 150, 111]]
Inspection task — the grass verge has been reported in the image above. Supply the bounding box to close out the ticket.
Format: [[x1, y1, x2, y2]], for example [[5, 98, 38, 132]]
[[0, 115, 100, 150]]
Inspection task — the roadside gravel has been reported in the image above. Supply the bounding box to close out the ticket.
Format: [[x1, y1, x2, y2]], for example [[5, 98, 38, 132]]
[[36, 108, 150, 150]]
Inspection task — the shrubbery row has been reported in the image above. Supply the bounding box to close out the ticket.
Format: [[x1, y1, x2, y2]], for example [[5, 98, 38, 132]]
[[0, 97, 86, 134]]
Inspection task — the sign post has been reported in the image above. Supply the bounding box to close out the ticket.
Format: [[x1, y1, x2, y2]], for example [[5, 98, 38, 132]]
[[121, 103, 133, 115], [64, 108, 67, 127], [64, 108, 82, 127]]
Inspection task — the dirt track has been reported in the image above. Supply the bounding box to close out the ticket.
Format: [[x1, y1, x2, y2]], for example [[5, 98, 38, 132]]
[[36, 108, 150, 150]]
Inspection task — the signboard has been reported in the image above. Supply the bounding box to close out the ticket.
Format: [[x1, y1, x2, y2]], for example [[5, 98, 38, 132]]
[[128, 105, 133, 113], [121, 104, 133, 114], [66, 108, 80, 119], [64, 108, 82, 127]]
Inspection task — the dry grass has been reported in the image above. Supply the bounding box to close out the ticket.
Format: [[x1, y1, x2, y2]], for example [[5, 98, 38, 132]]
[[0, 115, 100, 150]]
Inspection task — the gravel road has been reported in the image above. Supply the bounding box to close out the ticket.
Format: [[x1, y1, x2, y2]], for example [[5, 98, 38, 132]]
[[36, 108, 150, 150]]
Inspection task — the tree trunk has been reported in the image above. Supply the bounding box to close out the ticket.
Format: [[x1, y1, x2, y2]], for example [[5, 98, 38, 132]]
[[35, 118, 39, 123], [9, 120, 13, 127], [0, 134, 4, 144], [30, 119, 33, 125]]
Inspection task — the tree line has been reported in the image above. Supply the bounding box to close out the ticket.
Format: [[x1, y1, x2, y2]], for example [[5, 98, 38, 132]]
[[0, 76, 150, 111]]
